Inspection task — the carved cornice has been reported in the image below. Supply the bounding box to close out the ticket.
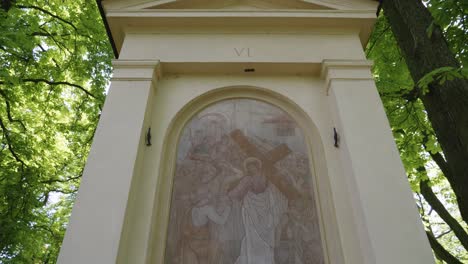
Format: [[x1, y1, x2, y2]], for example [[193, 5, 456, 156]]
[[111, 60, 161, 85], [321, 59, 374, 95]]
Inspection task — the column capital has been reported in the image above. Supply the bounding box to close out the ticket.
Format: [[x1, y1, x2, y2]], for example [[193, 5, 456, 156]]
[[321, 59, 374, 95], [111, 59, 161, 83]]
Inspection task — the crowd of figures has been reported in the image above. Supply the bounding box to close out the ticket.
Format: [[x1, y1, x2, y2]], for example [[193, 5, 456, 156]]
[[164, 100, 325, 264]]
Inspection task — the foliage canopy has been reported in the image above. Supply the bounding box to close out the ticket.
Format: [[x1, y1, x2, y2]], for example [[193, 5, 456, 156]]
[[0, 0, 112, 262]]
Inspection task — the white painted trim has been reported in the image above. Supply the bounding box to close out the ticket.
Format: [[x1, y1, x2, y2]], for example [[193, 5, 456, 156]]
[[106, 9, 377, 17], [112, 59, 322, 75], [321, 59, 374, 95], [112, 59, 161, 67], [111, 60, 161, 85]]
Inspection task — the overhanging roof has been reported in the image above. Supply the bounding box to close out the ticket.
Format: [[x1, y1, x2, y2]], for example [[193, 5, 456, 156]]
[[97, 0, 378, 58]]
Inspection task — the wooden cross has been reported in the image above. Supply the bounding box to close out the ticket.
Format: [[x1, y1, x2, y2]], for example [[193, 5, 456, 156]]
[[230, 129, 301, 200]]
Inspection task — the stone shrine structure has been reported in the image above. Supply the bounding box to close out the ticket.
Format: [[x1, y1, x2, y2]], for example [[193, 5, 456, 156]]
[[58, 0, 435, 263]]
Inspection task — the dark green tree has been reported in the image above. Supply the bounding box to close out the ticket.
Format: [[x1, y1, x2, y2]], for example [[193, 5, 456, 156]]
[[382, 0, 468, 221], [369, 0, 468, 262], [0, 0, 112, 262]]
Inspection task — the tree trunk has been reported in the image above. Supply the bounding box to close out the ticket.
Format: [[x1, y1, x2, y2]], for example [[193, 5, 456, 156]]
[[382, 0, 468, 223]]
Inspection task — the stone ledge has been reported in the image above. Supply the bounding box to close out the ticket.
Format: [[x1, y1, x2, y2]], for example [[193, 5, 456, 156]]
[[321, 59, 374, 94]]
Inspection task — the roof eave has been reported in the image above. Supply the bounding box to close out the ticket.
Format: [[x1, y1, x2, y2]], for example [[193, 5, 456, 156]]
[[97, 0, 119, 58]]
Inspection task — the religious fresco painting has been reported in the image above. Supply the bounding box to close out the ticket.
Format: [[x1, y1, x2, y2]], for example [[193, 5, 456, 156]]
[[164, 99, 325, 264]]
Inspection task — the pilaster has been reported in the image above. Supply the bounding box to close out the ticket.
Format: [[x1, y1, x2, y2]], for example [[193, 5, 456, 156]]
[[57, 60, 159, 264], [322, 60, 435, 263]]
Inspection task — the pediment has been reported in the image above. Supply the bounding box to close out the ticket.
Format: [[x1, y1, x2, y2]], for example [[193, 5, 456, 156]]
[[106, 0, 378, 11]]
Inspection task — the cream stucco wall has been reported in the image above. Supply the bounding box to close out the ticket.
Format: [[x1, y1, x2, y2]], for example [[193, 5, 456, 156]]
[[118, 28, 366, 63], [58, 3, 435, 263], [124, 75, 348, 264]]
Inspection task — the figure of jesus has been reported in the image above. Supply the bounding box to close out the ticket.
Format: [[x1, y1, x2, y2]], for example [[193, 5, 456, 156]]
[[229, 157, 288, 264]]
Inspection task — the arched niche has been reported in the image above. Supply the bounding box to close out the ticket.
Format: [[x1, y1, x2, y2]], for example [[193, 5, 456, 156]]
[[146, 86, 343, 264]]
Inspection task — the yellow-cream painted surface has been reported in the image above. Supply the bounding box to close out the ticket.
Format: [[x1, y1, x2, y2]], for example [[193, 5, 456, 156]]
[[58, 1, 435, 263]]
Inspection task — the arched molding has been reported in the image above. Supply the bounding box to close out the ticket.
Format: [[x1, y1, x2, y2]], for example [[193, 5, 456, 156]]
[[145, 85, 344, 264]]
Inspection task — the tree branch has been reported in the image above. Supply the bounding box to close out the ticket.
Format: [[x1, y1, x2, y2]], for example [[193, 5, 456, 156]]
[[420, 176, 468, 251], [426, 231, 463, 264], [30, 32, 71, 38], [366, 23, 391, 56], [45, 188, 76, 195], [0, 117, 26, 167], [436, 228, 453, 239], [430, 151, 452, 180], [422, 134, 453, 185], [16, 5, 78, 31], [33, 224, 60, 241], [40, 174, 81, 185], [0, 79, 97, 99], [0, 45, 31, 62], [25, 79, 96, 99], [0, 89, 26, 130]]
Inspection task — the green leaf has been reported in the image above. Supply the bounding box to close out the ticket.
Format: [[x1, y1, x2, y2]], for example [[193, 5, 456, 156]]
[[427, 21, 435, 39]]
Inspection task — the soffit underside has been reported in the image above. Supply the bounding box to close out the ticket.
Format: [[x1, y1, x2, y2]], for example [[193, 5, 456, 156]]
[[101, 0, 378, 11], [143, 0, 330, 10]]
